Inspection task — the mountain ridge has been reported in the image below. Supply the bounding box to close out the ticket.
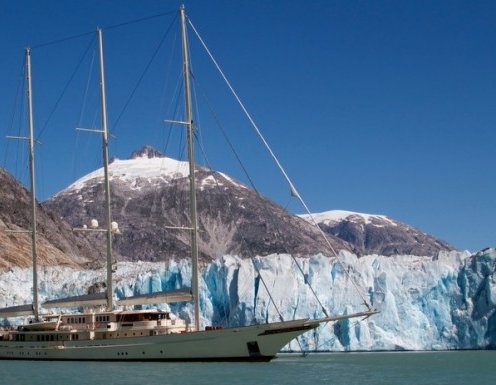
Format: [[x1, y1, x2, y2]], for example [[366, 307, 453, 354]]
[[300, 209, 454, 256], [43, 145, 454, 262]]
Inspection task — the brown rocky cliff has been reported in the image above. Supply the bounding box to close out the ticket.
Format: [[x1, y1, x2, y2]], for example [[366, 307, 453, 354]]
[[0, 167, 102, 270]]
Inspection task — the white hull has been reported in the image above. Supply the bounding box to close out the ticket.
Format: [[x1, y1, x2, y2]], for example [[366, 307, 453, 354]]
[[0, 319, 317, 361]]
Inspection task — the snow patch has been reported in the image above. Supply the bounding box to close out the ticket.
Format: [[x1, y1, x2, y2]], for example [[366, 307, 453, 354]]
[[60, 157, 190, 193], [300, 209, 397, 227]]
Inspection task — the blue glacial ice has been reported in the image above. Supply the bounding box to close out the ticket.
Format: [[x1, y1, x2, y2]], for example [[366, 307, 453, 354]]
[[0, 249, 494, 351]]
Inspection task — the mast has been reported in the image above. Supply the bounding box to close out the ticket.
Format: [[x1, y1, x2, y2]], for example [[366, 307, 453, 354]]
[[26, 47, 39, 321], [180, 5, 200, 331], [97, 28, 114, 311]]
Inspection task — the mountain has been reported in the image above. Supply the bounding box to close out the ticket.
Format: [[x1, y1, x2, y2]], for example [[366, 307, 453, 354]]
[[43, 146, 350, 262], [299, 210, 454, 257], [0, 167, 101, 270]]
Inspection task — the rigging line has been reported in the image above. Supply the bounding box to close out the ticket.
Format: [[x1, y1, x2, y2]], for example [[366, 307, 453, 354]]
[[189, 17, 373, 311], [194, 155, 284, 327], [31, 31, 94, 50], [192, 74, 330, 318], [194, 134, 309, 359], [38, 144, 45, 201], [103, 10, 176, 31], [30, 10, 176, 50], [253, 259, 285, 323], [15, 65, 28, 182], [156, 29, 178, 135], [164, 79, 183, 154], [190, 75, 206, 165], [78, 49, 96, 127], [282, 195, 292, 211], [73, 48, 96, 182], [111, 13, 178, 133], [36, 36, 95, 141], [191, 75, 258, 191], [72, 126, 81, 183], [194, 128, 285, 324], [252, 259, 307, 356], [163, 117, 174, 155], [166, 68, 184, 118], [188, 17, 299, 195], [3, 58, 25, 168], [191, 77, 316, 326]]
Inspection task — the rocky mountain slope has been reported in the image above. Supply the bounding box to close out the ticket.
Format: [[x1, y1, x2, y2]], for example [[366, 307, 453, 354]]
[[44, 146, 350, 262], [300, 210, 454, 256], [0, 167, 102, 270], [1, 145, 455, 269]]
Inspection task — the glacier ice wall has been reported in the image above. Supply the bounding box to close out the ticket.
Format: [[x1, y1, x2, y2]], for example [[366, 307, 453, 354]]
[[0, 249, 495, 351]]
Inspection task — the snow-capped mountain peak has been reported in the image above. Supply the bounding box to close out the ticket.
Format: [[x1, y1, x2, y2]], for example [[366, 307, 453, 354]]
[[300, 209, 396, 227], [129, 145, 166, 159], [299, 209, 453, 257], [59, 145, 248, 197], [61, 149, 191, 195]]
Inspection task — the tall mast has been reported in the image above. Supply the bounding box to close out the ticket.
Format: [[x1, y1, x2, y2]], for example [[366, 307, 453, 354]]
[[25, 47, 39, 321], [180, 5, 200, 331], [97, 28, 114, 311]]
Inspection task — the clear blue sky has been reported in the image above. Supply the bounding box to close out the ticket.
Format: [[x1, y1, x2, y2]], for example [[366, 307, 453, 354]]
[[1, 0, 495, 252]]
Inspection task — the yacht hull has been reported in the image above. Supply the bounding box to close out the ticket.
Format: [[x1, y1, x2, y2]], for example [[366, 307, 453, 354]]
[[0, 319, 317, 361]]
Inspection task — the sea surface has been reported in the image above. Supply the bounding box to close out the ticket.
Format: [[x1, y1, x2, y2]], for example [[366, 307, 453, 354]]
[[1, 351, 494, 385]]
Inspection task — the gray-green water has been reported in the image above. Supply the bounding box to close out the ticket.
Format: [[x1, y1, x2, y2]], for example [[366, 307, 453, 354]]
[[1, 351, 494, 385]]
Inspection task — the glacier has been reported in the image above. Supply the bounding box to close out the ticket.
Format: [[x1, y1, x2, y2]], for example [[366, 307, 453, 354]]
[[0, 249, 495, 351]]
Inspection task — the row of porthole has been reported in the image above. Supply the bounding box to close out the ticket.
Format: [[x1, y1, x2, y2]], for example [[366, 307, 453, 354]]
[[15, 351, 47, 356], [116, 350, 164, 356], [114, 332, 145, 337]]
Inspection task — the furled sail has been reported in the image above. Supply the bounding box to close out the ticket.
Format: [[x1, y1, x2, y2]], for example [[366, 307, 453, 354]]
[[0, 304, 34, 317], [41, 293, 107, 309], [117, 289, 193, 306]]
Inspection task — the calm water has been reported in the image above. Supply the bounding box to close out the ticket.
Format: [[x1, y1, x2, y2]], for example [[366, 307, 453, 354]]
[[1, 351, 494, 385]]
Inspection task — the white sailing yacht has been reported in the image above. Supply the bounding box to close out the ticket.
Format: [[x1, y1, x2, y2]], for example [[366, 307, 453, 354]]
[[0, 6, 376, 361]]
